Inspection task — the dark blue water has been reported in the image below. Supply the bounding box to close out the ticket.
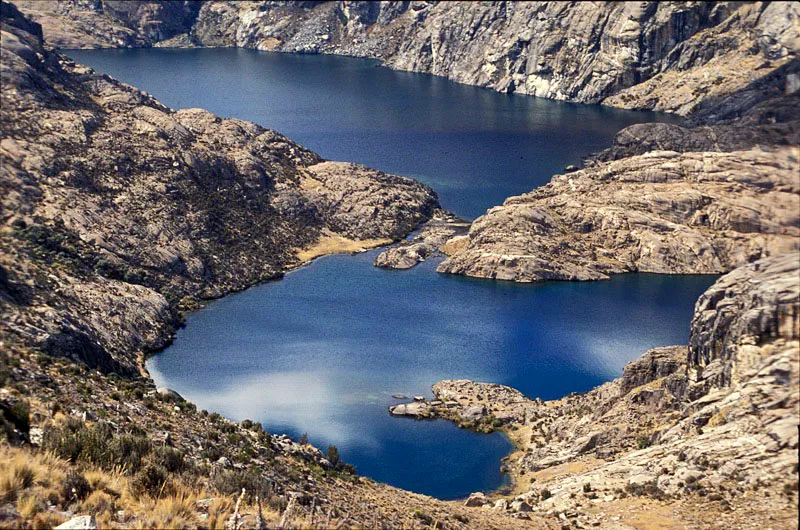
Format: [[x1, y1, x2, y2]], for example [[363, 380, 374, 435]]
[[68, 48, 678, 219], [69, 48, 710, 499]]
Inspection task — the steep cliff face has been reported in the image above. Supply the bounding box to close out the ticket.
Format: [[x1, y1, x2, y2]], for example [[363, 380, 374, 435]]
[[183, 1, 800, 113], [15, 1, 800, 115], [393, 254, 799, 528], [1, 1, 437, 374], [689, 252, 800, 386], [12, 0, 200, 48]]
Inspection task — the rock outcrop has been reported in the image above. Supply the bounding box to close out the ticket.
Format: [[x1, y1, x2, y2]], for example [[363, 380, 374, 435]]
[[438, 57, 800, 282], [374, 210, 468, 269], [15, 1, 800, 115], [13, 0, 200, 48], [437, 143, 799, 281], [395, 254, 799, 528], [1, 1, 437, 374]]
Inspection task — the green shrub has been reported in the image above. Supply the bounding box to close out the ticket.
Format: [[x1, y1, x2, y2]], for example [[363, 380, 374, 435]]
[[61, 471, 91, 502], [153, 446, 185, 474], [326, 446, 340, 468], [42, 419, 152, 473], [212, 469, 268, 500], [131, 463, 168, 499]]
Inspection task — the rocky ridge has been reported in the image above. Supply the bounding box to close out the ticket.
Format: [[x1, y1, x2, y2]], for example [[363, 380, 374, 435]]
[[0, 4, 545, 528], [1, 0, 437, 374], [15, 2, 800, 116], [392, 253, 799, 528], [437, 60, 800, 282]]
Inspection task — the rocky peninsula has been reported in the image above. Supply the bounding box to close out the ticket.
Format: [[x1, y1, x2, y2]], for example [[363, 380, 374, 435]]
[[393, 253, 799, 528], [1, 2, 798, 529]]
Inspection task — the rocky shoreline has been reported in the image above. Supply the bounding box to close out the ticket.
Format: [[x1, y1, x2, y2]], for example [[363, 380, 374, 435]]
[[392, 254, 799, 528], [374, 210, 469, 270], [1, 2, 798, 529], [13, 2, 800, 115]]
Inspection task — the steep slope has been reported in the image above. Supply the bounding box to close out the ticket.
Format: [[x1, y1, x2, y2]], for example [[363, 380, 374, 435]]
[[437, 60, 800, 282], [0, 4, 541, 528], [1, 0, 437, 374], [15, 1, 800, 115], [392, 253, 799, 528]]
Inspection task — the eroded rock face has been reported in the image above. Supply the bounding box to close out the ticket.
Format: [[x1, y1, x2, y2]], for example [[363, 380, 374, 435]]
[[437, 145, 799, 282], [0, 3, 437, 373], [15, 2, 800, 115], [689, 252, 800, 386], [408, 255, 799, 528], [13, 0, 200, 48]]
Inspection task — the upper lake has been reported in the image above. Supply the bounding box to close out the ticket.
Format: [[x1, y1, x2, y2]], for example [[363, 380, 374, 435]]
[[69, 48, 714, 499]]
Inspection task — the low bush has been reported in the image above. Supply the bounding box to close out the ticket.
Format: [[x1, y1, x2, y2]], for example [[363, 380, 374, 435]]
[[130, 463, 168, 499], [61, 471, 91, 502], [43, 418, 153, 473]]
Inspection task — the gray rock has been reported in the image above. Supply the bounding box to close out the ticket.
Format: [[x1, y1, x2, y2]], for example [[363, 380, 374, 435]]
[[156, 387, 184, 402], [55, 516, 97, 530], [510, 500, 532, 513], [464, 492, 489, 507], [460, 405, 485, 421]]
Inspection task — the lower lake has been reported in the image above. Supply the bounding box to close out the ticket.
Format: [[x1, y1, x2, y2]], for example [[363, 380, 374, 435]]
[[69, 48, 713, 499]]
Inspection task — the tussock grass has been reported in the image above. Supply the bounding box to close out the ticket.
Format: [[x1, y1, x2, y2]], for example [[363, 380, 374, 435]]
[[0, 444, 284, 529]]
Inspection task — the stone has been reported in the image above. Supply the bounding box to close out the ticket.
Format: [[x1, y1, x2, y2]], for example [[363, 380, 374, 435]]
[[460, 405, 485, 421], [388, 402, 430, 417], [464, 492, 489, 507], [29, 427, 43, 446], [55, 516, 97, 530], [510, 500, 532, 513], [156, 387, 184, 402]]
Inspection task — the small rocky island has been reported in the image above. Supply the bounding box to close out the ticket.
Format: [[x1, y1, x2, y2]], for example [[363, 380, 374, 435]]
[[2, 1, 798, 529]]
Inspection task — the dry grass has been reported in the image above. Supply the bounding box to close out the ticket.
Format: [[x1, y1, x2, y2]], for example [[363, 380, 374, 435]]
[[295, 231, 392, 262], [0, 444, 285, 529]]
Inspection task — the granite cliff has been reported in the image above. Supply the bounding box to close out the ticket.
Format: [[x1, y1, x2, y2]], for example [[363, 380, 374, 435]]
[[15, 1, 800, 114], [392, 253, 799, 528]]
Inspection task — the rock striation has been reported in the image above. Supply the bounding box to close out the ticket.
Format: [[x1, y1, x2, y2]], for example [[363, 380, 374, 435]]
[[438, 58, 800, 282], [14, 2, 800, 115], [437, 144, 799, 282]]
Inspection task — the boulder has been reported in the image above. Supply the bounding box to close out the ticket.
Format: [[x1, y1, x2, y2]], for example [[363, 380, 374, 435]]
[[55, 516, 97, 530], [156, 387, 184, 402], [464, 492, 489, 507], [460, 405, 485, 421]]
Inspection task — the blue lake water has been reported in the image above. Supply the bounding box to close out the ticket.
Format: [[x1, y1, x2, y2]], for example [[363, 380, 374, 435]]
[[69, 48, 713, 499]]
